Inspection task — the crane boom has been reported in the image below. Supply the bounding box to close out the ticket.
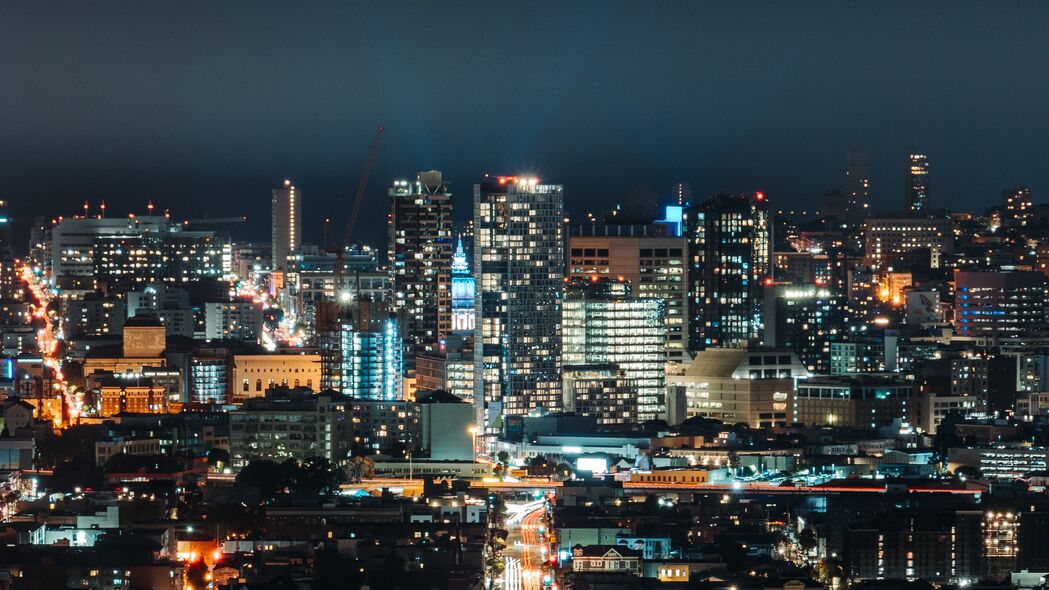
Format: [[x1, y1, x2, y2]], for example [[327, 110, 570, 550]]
[[342, 126, 384, 250], [186, 216, 248, 224]]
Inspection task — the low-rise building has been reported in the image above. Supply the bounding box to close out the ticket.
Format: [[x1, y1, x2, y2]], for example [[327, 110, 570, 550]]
[[230, 352, 321, 402], [794, 376, 921, 429], [667, 347, 807, 428], [229, 388, 351, 469]]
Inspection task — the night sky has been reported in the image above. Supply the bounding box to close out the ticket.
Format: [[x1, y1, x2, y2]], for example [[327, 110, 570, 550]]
[[3, 1, 1049, 249]]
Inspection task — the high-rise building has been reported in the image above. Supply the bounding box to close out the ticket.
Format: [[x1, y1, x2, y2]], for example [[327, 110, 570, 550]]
[[474, 176, 564, 434], [906, 152, 930, 215], [762, 283, 846, 374], [567, 224, 688, 367], [94, 232, 229, 292], [50, 215, 229, 294], [562, 277, 665, 421], [671, 181, 692, 205], [844, 149, 870, 222], [450, 237, 475, 334], [388, 171, 454, 353], [271, 179, 301, 271], [319, 298, 403, 400], [954, 270, 1047, 339], [686, 192, 772, 350], [1002, 186, 1034, 228], [204, 298, 263, 342]]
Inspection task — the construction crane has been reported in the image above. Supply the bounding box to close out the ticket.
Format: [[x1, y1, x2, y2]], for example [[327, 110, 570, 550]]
[[334, 126, 384, 283], [342, 126, 385, 251], [316, 126, 384, 333], [185, 216, 248, 225]]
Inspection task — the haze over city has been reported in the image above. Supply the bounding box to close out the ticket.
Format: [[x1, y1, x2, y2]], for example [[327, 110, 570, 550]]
[[3, 1, 1049, 245], [2, 4, 1049, 590]]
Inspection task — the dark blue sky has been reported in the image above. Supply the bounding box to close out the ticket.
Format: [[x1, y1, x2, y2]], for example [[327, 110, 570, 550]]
[[2, 1, 1048, 247]]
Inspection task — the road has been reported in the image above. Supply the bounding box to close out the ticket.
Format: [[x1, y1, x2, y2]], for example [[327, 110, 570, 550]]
[[19, 264, 79, 424], [503, 500, 547, 590]]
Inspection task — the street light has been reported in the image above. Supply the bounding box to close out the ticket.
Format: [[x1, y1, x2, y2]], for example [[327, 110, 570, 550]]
[[468, 425, 478, 458]]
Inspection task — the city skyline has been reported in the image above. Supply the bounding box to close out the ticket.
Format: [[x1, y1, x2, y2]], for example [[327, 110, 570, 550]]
[[6, 5, 1049, 590]]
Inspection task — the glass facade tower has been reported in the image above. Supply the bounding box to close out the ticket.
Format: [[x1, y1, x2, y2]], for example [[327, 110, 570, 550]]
[[473, 176, 564, 434], [562, 277, 665, 421]]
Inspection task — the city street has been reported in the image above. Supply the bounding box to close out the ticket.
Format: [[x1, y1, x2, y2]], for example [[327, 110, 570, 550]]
[[502, 500, 547, 590]]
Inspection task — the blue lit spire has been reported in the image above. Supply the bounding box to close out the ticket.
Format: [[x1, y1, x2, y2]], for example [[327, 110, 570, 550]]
[[452, 235, 469, 275]]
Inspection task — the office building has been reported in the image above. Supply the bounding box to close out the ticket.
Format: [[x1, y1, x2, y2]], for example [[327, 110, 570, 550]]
[[763, 283, 846, 373], [127, 284, 195, 338], [230, 241, 272, 280], [864, 217, 953, 269], [906, 151, 930, 214], [319, 299, 403, 400], [63, 293, 126, 338], [666, 347, 807, 428], [686, 192, 772, 350], [93, 231, 229, 293], [954, 270, 1046, 339], [271, 179, 301, 271], [388, 171, 454, 354], [1002, 186, 1034, 228], [415, 333, 474, 404], [350, 398, 420, 453], [474, 176, 564, 433], [562, 364, 639, 425], [568, 221, 688, 366], [204, 298, 263, 342], [188, 352, 228, 405], [562, 277, 665, 421], [48, 214, 230, 293], [844, 149, 870, 222], [794, 376, 919, 428], [50, 215, 171, 291], [229, 389, 351, 469]]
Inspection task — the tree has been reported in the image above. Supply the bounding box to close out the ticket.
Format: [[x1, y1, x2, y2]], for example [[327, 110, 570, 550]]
[[346, 455, 375, 484], [185, 561, 208, 590], [207, 448, 231, 470], [799, 527, 819, 552], [293, 457, 345, 495], [496, 451, 510, 466], [235, 459, 295, 498]]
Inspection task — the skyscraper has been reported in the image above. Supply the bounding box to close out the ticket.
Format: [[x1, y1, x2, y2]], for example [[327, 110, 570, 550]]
[[473, 176, 564, 434], [388, 171, 454, 354], [686, 192, 772, 350], [562, 277, 665, 421], [906, 152, 930, 215], [271, 179, 301, 271], [844, 149, 870, 222]]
